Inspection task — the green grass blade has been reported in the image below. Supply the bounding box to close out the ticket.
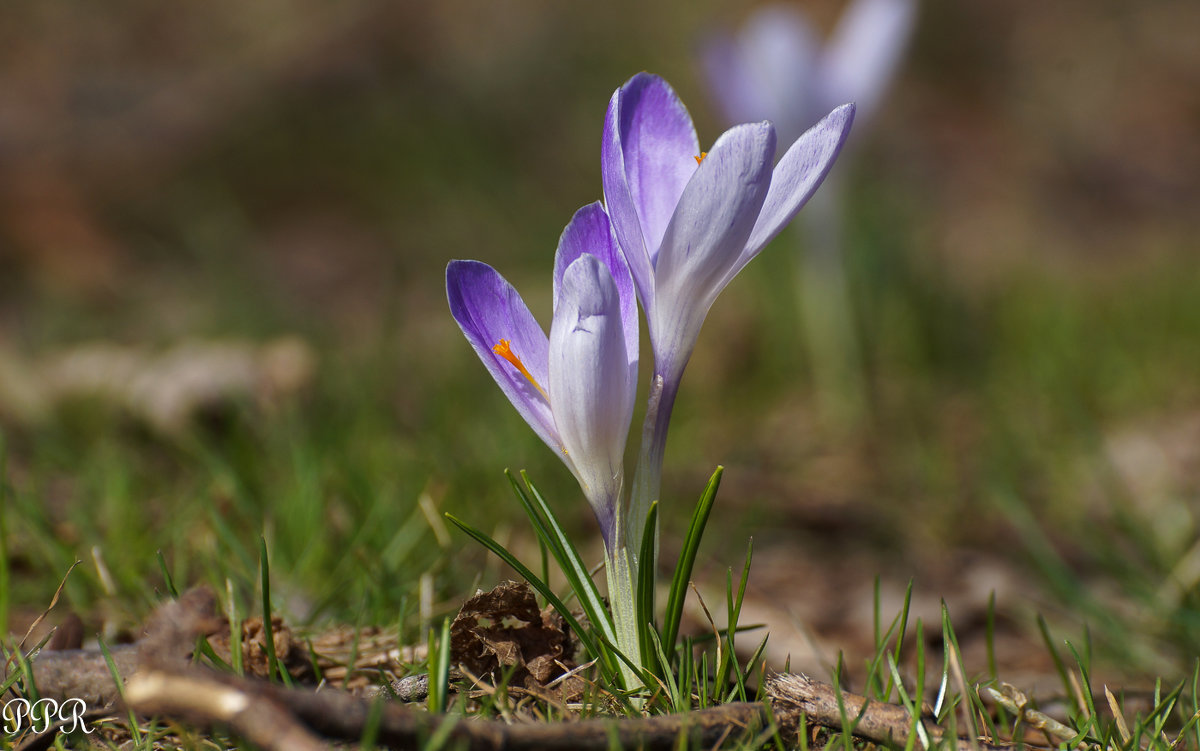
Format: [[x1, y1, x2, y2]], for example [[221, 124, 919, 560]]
[[511, 472, 617, 644], [227, 578, 243, 676], [646, 628, 683, 711], [714, 538, 753, 698], [637, 500, 659, 680], [156, 550, 179, 600], [738, 633, 771, 702], [258, 536, 292, 687], [1192, 659, 1200, 750], [892, 579, 913, 668], [444, 512, 619, 685], [100, 637, 143, 746], [195, 637, 232, 671], [13, 642, 41, 703], [660, 466, 722, 662], [428, 617, 452, 714], [1066, 640, 1100, 739], [886, 652, 931, 750], [1036, 614, 1071, 694]]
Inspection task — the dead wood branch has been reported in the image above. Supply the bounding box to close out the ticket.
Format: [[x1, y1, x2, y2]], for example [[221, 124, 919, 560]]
[[125, 666, 768, 751], [768, 673, 1016, 751], [124, 671, 327, 751], [27, 644, 139, 705]]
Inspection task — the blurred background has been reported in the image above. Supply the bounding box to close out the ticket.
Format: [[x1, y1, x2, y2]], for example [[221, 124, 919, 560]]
[[2, 0, 1199, 689]]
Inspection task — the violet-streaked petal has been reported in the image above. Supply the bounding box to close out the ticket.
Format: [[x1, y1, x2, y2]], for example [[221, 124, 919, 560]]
[[651, 122, 776, 366], [552, 202, 639, 378], [446, 260, 559, 454], [602, 73, 700, 279], [736, 103, 855, 275], [548, 254, 634, 547], [602, 98, 655, 316], [818, 0, 916, 121]]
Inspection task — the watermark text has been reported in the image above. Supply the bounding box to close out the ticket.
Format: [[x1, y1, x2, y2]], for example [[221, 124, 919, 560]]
[[3, 697, 93, 735]]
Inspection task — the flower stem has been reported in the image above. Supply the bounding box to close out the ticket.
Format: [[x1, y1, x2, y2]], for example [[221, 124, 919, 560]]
[[604, 543, 643, 691], [614, 365, 682, 690], [627, 373, 680, 554]]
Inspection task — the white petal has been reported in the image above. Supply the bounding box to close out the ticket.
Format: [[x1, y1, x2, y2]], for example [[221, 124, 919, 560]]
[[651, 122, 775, 372], [548, 254, 635, 545], [736, 103, 855, 278]]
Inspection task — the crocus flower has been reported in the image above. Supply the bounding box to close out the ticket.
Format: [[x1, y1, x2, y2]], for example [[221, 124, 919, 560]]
[[702, 0, 916, 148], [446, 202, 638, 550], [601, 73, 853, 526], [604, 73, 853, 388]]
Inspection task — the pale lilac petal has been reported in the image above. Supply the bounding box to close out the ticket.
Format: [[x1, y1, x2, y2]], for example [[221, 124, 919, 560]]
[[446, 260, 559, 453], [548, 254, 634, 547], [818, 0, 916, 121], [602, 72, 700, 291], [737, 103, 855, 275], [651, 122, 775, 371], [552, 202, 637, 374]]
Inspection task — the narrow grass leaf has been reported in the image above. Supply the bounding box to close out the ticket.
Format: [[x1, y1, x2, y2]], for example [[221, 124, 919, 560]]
[[511, 471, 618, 644], [637, 501, 660, 680], [661, 466, 722, 662], [741, 634, 770, 701], [940, 602, 979, 744], [831, 662, 858, 751], [1142, 677, 1184, 747], [156, 550, 179, 599], [1066, 640, 1100, 739], [717, 536, 754, 695], [647, 629, 683, 711], [428, 617, 452, 714], [196, 637, 232, 671], [885, 652, 930, 750], [360, 696, 384, 750], [227, 578, 243, 676], [1036, 614, 1071, 694], [13, 643, 41, 703], [100, 637, 142, 746], [444, 512, 618, 684], [258, 536, 292, 686]]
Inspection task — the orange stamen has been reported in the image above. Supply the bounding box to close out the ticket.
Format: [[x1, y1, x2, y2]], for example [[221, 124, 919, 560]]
[[694, 152, 707, 165], [492, 339, 549, 400]]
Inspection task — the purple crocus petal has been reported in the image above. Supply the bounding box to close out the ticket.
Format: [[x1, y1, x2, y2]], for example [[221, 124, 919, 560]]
[[548, 254, 635, 548], [602, 73, 700, 309], [736, 103, 856, 276], [817, 0, 916, 121], [651, 122, 776, 371], [553, 202, 639, 381], [446, 260, 559, 454]]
